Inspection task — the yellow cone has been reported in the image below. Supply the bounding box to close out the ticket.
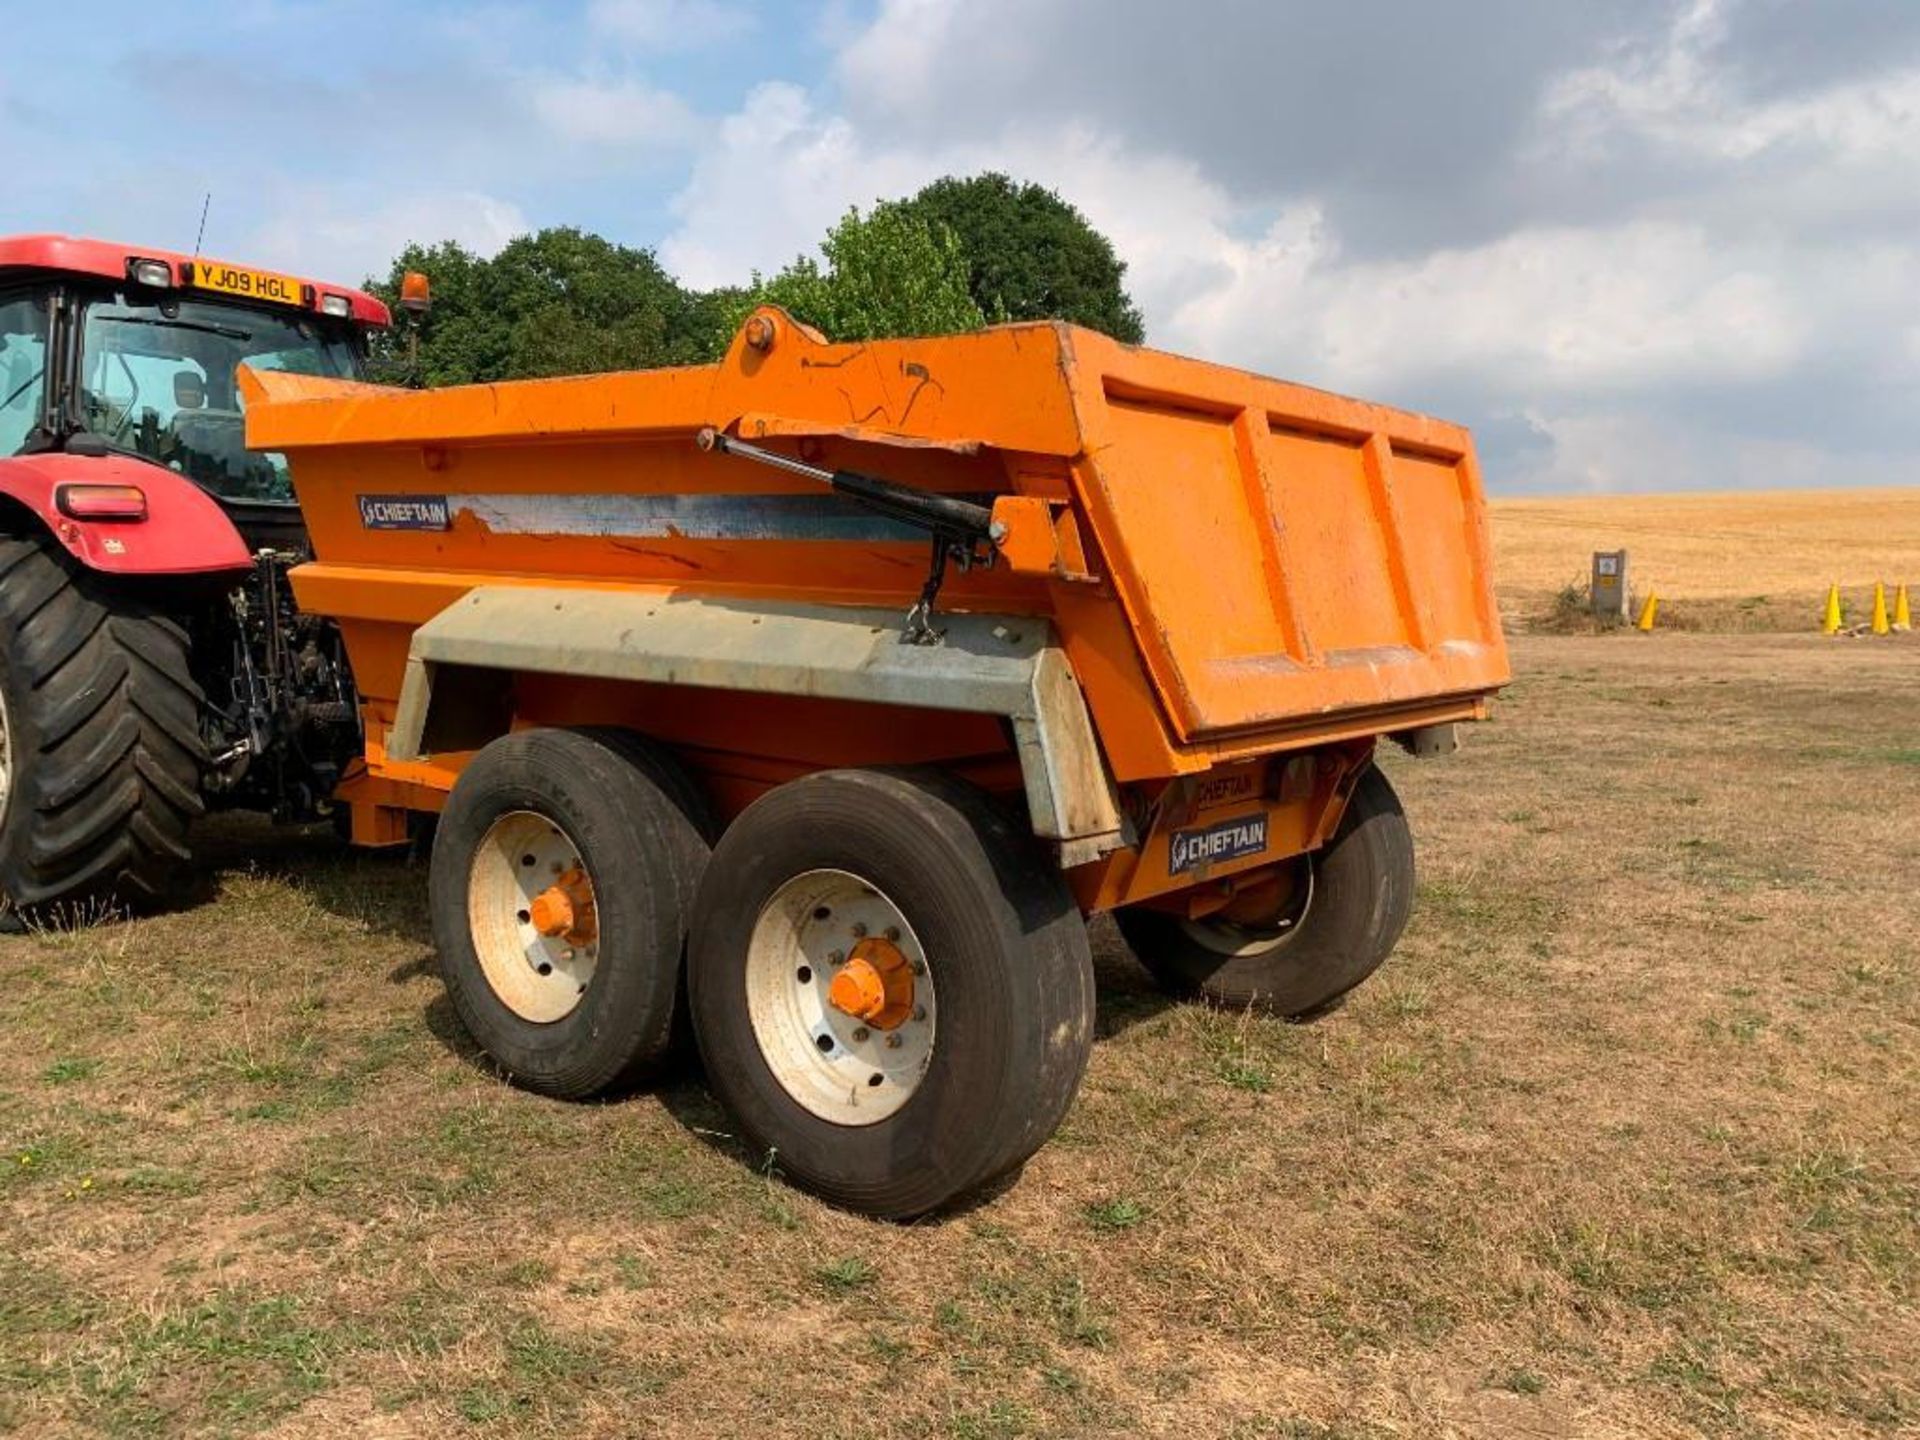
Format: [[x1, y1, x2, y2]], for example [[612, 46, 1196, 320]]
[[1636, 593, 1659, 632], [1896, 583, 1912, 631], [1822, 583, 1843, 634], [1871, 581, 1890, 635]]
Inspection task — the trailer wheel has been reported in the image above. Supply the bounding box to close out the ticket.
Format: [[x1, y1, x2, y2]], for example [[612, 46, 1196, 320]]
[[0, 534, 205, 920], [429, 728, 709, 1098], [687, 769, 1094, 1219], [1116, 763, 1414, 1017]]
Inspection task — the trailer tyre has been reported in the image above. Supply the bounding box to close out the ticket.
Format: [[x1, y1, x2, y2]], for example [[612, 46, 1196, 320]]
[[1116, 763, 1413, 1016], [0, 535, 205, 920], [687, 769, 1095, 1220], [429, 728, 709, 1099]]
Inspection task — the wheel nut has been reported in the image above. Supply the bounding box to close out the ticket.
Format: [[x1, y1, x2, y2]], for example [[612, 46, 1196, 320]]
[[851, 1027, 870, 1043], [851, 922, 868, 938], [885, 1034, 902, 1049], [884, 926, 900, 942], [828, 950, 845, 965], [911, 960, 926, 976], [912, 1005, 927, 1022]]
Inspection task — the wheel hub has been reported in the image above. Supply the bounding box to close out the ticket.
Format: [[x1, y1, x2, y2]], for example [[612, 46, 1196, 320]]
[[744, 869, 936, 1125], [529, 867, 597, 946], [1180, 855, 1316, 957], [466, 811, 601, 1023], [826, 936, 915, 1029]]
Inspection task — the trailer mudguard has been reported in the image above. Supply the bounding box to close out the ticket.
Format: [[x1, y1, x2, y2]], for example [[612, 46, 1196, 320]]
[[0, 452, 251, 574], [385, 587, 1128, 863]]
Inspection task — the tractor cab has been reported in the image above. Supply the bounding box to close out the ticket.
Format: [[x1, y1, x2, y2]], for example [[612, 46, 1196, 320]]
[[0, 236, 389, 532], [0, 239, 399, 924]]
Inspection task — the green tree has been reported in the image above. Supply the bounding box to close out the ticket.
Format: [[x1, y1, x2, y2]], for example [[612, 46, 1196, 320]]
[[366, 228, 714, 385], [895, 173, 1145, 343], [728, 202, 986, 342]]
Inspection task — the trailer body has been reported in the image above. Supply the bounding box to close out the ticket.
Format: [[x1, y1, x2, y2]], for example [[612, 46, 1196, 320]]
[[245, 310, 1506, 900], [241, 310, 1509, 1217]]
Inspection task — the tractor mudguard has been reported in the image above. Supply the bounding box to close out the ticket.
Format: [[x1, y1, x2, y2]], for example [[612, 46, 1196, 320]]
[[0, 451, 251, 575]]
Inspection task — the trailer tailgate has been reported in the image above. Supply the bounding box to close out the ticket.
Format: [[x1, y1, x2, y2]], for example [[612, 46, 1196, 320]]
[[1062, 332, 1508, 743]]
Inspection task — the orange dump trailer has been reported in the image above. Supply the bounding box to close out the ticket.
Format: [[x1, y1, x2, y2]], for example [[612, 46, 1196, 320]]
[[244, 308, 1508, 1217]]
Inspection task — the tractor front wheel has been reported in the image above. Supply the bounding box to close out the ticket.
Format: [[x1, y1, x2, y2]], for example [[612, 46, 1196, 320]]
[[0, 535, 205, 922]]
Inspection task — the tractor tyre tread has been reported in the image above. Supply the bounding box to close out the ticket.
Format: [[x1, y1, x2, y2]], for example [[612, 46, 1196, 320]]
[[0, 536, 205, 917]]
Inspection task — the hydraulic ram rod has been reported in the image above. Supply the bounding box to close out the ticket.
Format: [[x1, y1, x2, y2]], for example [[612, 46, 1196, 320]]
[[696, 428, 997, 546]]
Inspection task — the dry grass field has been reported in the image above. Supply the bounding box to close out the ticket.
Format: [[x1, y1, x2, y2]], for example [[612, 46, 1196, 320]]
[[2, 629, 1915, 1438], [1492, 487, 1920, 631]]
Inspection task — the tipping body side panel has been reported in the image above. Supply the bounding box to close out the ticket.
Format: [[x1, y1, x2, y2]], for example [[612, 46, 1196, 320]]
[[1056, 330, 1509, 743], [249, 311, 1509, 786]]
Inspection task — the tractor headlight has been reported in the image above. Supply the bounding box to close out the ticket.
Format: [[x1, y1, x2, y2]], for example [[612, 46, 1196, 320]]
[[318, 293, 352, 319], [127, 257, 173, 289]]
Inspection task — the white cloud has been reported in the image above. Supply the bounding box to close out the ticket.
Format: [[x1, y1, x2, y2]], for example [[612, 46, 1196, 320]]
[[245, 189, 529, 282], [1543, 0, 1920, 167], [587, 0, 754, 50], [1509, 409, 1909, 496], [835, 0, 966, 113], [1171, 218, 1803, 397], [657, 91, 1804, 396], [530, 75, 700, 148], [662, 82, 928, 288], [655, 0, 1920, 492]]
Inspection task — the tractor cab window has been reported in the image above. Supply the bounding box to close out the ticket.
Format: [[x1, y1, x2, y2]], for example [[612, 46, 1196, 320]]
[[0, 292, 49, 457], [77, 292, 360, 504]]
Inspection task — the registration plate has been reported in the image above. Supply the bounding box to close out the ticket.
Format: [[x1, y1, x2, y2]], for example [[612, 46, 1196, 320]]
[[187, 259, 306, 308]]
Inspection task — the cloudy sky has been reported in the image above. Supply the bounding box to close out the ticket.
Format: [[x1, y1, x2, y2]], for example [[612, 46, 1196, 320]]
[[5, 0, 1918, 493]]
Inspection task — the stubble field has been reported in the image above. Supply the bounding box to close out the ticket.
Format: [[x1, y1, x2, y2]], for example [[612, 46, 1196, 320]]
[[1492, 486, 1920, 631], [2, 626, 1915, 1439]]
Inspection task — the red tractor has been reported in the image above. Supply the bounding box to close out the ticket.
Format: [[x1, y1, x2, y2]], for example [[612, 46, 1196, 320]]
[[0, 235, 393, 922]]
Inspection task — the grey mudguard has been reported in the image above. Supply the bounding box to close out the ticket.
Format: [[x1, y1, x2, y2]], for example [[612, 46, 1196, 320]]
[[386, 587, 1127, 863]]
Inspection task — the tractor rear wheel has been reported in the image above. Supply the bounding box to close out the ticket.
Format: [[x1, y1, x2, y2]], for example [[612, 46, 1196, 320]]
[[686, 769, 1095, 1219], [429, 727, 710, 1098], [1116, 763, 1414, 1016], [0, 534, 205, 922]]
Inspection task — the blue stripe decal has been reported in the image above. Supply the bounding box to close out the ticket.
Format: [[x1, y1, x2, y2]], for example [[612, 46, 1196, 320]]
[[447, 492, 934, 543]]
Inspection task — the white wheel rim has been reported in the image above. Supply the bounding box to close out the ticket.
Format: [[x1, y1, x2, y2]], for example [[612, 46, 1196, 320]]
[[1178, 862, 1316, 958], [0, 681, 12, 832], [467, 811, 600, 1023], [745, 869, 936, 1126]]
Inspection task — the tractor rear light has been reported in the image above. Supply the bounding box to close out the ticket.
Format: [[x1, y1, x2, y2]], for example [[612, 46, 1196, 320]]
[[55, 484, 148, 521], [318, 293, 353, 319], [127, 257, 173, 288]]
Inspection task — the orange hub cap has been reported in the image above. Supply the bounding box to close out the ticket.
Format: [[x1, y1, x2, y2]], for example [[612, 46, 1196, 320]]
[[528, 867, 597, 945], [826, 937, 916, 1030]]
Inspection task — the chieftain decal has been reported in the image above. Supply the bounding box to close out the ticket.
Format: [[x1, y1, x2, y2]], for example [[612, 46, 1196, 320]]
[[1167, 813, 1270, 874], [358, 494, 451, 531]]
